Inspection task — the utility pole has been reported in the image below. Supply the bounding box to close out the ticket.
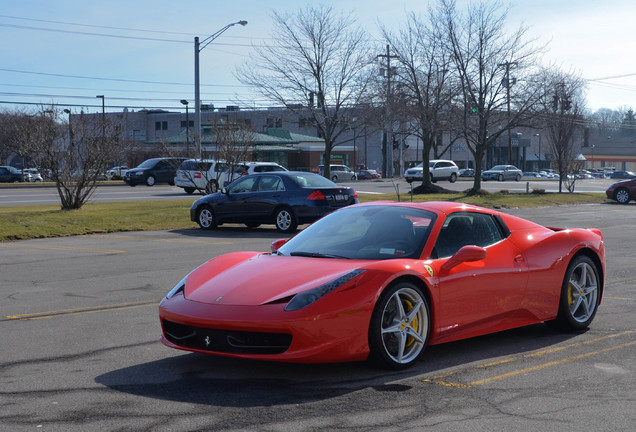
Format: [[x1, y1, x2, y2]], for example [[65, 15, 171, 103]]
[[377, 44, 397, 178], [498, 62, 517, 165]]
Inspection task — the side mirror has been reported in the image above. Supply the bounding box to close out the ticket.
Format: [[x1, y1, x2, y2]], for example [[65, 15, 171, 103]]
[[221, 187, 228, 195], [271, 239, 287, 253], [440, 245, 487, 273]]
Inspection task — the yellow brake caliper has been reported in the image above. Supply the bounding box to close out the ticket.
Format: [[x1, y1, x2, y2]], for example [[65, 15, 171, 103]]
[[402, 299, 418, 347], [568, 283, 573, 305]]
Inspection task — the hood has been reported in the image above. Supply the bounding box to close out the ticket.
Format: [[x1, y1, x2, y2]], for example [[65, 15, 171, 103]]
[[185, 253, 366, 306]]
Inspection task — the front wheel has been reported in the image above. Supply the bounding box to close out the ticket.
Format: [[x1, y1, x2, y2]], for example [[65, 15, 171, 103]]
[[145, 175, 156, 186], [515, 174, 521, 181], [449, 173, 457, 183], [368, 282, 430, 370], [196, 205, 217, 230], [183, 187, 195, 194], [498, 174, 504, 182], [549, 255, 600, 331], [274, 207, 298, 233], [615, 188, 630, 204]]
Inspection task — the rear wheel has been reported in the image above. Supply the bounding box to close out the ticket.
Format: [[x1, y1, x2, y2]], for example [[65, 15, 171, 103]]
[[183, 187, 195, 194], [368, 282, 430, 369], [549, 255, 600, 330], [196, 205, 217, 230], [615, 187, 630, 204], [274, 207, 298, 233]]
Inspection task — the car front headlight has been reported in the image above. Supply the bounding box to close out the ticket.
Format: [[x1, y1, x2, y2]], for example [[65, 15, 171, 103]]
[[284, 270, 365, 311], [165, 275, 187, 299]]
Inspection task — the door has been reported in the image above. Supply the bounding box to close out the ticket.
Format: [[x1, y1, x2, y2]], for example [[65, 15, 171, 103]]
[[432, 212, 529, 340], [214, 176, 259, 223]]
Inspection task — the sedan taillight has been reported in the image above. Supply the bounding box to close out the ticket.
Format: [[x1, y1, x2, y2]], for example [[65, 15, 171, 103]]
[[306, 190, 326, 201]]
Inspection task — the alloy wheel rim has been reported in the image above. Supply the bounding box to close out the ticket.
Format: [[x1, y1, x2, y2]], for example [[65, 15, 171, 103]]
[[567, 261, 598, 323], [380, 288, 428, 364]]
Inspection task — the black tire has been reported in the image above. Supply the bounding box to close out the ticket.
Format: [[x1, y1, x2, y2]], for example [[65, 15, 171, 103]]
[[368, 282, 430, 370], [274, 207, 298, 233], [205, 181, 218, 194], [145, 175, 156, 186], [430, 174, 437, 183], [549, 255, 600, 331], [449, 173, 457, 183], [183, 187, 195, 194], [331, 175, 338, 182], [196, 205, 217, 230], [515, 174, 521, 181], [406, 179, 413, 184], [498, 174, 504, 182], [615, 187, 630, 204]]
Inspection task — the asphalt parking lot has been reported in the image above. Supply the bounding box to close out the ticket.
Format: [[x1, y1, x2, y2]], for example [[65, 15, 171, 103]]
[[1, 203, 634, 431]]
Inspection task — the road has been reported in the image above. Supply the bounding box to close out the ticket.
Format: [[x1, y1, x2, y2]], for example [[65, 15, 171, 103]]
[[0, 177, 615, 206], [1, 203, 634, 431]]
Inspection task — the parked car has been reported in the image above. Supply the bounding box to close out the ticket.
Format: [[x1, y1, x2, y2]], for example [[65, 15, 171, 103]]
[[124, 157, 186, 186], [606, 178, 636, 204], [160, 201, 604, 369], [404, 159, 459, 183], [523, 171, 542, 178], [610, 171, 636, 179], [106, 165, 128, 180], [482, 165, 523, 181], [176, 160, 288, 194], [0, 166, 25, 183], [190, 171, 358, 233], [356, 169, 380, 180], [318, 164, 357, 182], [23, 168, 44, 182], [458, 168, 475, 177], [175, 159, 229, 194]]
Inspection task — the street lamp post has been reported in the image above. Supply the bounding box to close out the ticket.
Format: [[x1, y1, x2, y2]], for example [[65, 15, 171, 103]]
[[96, 95, 105, 137], [180, 99, 190, 155], [63, 109, 73, 147], [194, 20, 247, 160]]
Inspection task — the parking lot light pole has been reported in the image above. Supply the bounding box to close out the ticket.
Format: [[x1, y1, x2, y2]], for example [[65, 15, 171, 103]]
[[180, 99, 190, 155], [96, 95, 105, 137], [194, 20, 247, 160]]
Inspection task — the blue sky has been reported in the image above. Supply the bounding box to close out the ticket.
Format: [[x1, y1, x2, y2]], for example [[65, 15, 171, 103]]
[[1, 0, 634, 115]]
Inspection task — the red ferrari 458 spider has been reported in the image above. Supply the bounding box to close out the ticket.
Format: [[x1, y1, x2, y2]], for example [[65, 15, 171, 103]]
[[159, 201, 605, 369]]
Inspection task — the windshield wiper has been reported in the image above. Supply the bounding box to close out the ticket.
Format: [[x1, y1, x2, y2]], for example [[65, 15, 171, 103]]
[[289, 251, 350, 259]]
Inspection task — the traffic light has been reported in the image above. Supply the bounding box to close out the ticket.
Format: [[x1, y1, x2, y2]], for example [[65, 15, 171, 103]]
[[552, 95, 559, 111], [562, 99, 572, 111]]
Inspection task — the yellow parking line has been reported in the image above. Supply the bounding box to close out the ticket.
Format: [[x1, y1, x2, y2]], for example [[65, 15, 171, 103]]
[[470, 341, 636, 386], [0, 243, 126, 254], [92, 233, 233, 245], [604, 296, 636, 301], [423, 330, 634, 388], [5, 300, 161, 320]]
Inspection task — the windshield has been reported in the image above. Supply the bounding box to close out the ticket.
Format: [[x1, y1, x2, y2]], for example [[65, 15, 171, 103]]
[[137, 159, 159, 169], [277, 205, 436, 260]]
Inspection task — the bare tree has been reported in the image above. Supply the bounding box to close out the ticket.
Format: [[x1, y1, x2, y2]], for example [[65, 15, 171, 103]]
[[382, 11, 458, 191], [5, 107, 126, 209], [438, 0, 545, 194], [534, 68, 587, 192], [237, 5, 373, 179]]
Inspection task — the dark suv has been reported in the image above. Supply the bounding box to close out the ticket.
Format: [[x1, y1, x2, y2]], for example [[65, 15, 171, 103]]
[[124, 157, 186, 186]]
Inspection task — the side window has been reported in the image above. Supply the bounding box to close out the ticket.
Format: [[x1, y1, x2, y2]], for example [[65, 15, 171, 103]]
[[432, 212, 504, 259], [256, 175, 284, 191], [228, 176, 257, 194]]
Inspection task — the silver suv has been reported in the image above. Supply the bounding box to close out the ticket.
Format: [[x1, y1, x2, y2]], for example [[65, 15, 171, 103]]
[[175, 160, 287, 194], [404, 159, 459, 183]]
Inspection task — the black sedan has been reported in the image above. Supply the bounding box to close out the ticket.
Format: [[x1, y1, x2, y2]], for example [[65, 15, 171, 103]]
[[0, 166, 25, 183], [190, 171, 359, 233]]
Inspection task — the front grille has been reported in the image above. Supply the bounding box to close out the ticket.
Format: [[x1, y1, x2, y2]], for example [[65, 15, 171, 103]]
[[162, 320, 292, 354]]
